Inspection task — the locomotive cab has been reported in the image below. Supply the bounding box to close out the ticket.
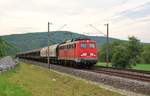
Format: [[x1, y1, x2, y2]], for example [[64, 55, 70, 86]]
[[58, 38, 98, 68], [75, 39, 97, 67]]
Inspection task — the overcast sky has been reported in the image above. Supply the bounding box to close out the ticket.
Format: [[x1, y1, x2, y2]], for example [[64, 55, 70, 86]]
[[0, 0, 150, 42]]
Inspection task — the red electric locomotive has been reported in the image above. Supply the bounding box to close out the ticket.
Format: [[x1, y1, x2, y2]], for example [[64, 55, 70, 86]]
[[58, 38, 97, 67]]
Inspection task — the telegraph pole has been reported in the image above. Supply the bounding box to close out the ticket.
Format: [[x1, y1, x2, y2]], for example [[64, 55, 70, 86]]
[[48, 22, 52, 69], [105, 23, 109, 67], [89, 24, 109, 67]]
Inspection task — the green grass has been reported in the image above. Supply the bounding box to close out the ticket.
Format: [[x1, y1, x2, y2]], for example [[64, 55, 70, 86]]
[[96, 62, 150, 71], [3, 62, 124, 96], [132, 64, 150, 71], [96, 62, 112, 67], [0, 65, 31, 96]]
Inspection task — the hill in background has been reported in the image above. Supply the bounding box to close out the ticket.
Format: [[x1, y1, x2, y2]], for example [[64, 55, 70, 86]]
[[2, 31, 118, 52], [0, 37, 19, 57]]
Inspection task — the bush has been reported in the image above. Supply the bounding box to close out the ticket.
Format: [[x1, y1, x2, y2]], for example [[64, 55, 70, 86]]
[[98, 40, 123, 62], [111, 46, 130, 68], [111, 36, 142, 68]]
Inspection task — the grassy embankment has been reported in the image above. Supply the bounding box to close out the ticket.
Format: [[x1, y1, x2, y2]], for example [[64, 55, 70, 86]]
[[96, 62, 150, 71], [0, 62, 124, 96], [0, 65, 31, 96]]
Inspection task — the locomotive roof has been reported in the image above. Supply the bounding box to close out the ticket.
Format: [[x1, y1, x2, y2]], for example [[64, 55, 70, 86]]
[[61, 37, 91, 44], [73, 37, 90, 41], [17, 44, 59, 55], [17, 48, 42, 55]]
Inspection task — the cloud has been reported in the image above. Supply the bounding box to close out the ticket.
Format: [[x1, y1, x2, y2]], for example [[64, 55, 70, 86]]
[[0, 0, 150, 42], [118, 2, 150, 19]]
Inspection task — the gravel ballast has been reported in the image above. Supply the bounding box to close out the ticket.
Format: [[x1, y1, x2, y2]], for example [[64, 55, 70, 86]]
[[51, 64, 150, 95]]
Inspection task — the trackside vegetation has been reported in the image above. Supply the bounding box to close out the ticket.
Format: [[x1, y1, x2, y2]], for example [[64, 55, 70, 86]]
[[0, 65, 31, 96], [96, 62, 150, 71], [98, 36, 150, 69], [0, 62, 124, 96]]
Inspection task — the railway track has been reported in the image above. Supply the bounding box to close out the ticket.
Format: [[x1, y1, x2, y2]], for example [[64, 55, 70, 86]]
[[87, 66, 150, 82]]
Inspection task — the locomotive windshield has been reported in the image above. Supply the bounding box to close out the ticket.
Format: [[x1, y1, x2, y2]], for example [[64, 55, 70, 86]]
[[80, 43, 96, 48], [80, 43, 86, 48], [89, 43, 95, 48]]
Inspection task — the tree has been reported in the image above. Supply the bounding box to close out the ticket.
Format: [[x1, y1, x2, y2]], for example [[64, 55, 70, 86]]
[[111, 36, 142, 68], [98, 40, 124, 62], [98, 49, 107, 62], [127, 36, 143, 65], [141, 45, 150, 63], [111, 46, 130, 68]]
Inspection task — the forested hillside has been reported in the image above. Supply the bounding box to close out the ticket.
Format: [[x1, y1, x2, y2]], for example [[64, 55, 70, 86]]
[[3, 31, 118, 51], [0, 37, 19, 57]]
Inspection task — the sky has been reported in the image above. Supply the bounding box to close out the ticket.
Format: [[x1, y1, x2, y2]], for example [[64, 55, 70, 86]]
[[0, 0, 150, 42]]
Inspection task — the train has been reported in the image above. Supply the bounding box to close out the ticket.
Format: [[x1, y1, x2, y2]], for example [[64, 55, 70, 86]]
[[16, 38, 98, 68]]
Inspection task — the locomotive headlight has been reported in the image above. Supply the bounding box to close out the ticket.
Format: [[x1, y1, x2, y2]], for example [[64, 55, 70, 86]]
[[93, 54, 96, 56], [90, 53, 96, 56], [81, 53, 87, 56]]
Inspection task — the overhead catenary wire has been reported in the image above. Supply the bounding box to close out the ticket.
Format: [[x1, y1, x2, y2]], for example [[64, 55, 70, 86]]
[[89, 24, 109, 67], [56, 24, 67, 31], [89, 24, 107, 36]]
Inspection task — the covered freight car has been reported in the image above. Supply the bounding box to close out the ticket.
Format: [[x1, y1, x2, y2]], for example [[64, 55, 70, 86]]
[[40, 44, 59, 63]]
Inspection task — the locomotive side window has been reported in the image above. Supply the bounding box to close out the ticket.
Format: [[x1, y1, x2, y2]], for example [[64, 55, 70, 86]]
[[80, 43, 86, 48], [89, 43, 95, 48]]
